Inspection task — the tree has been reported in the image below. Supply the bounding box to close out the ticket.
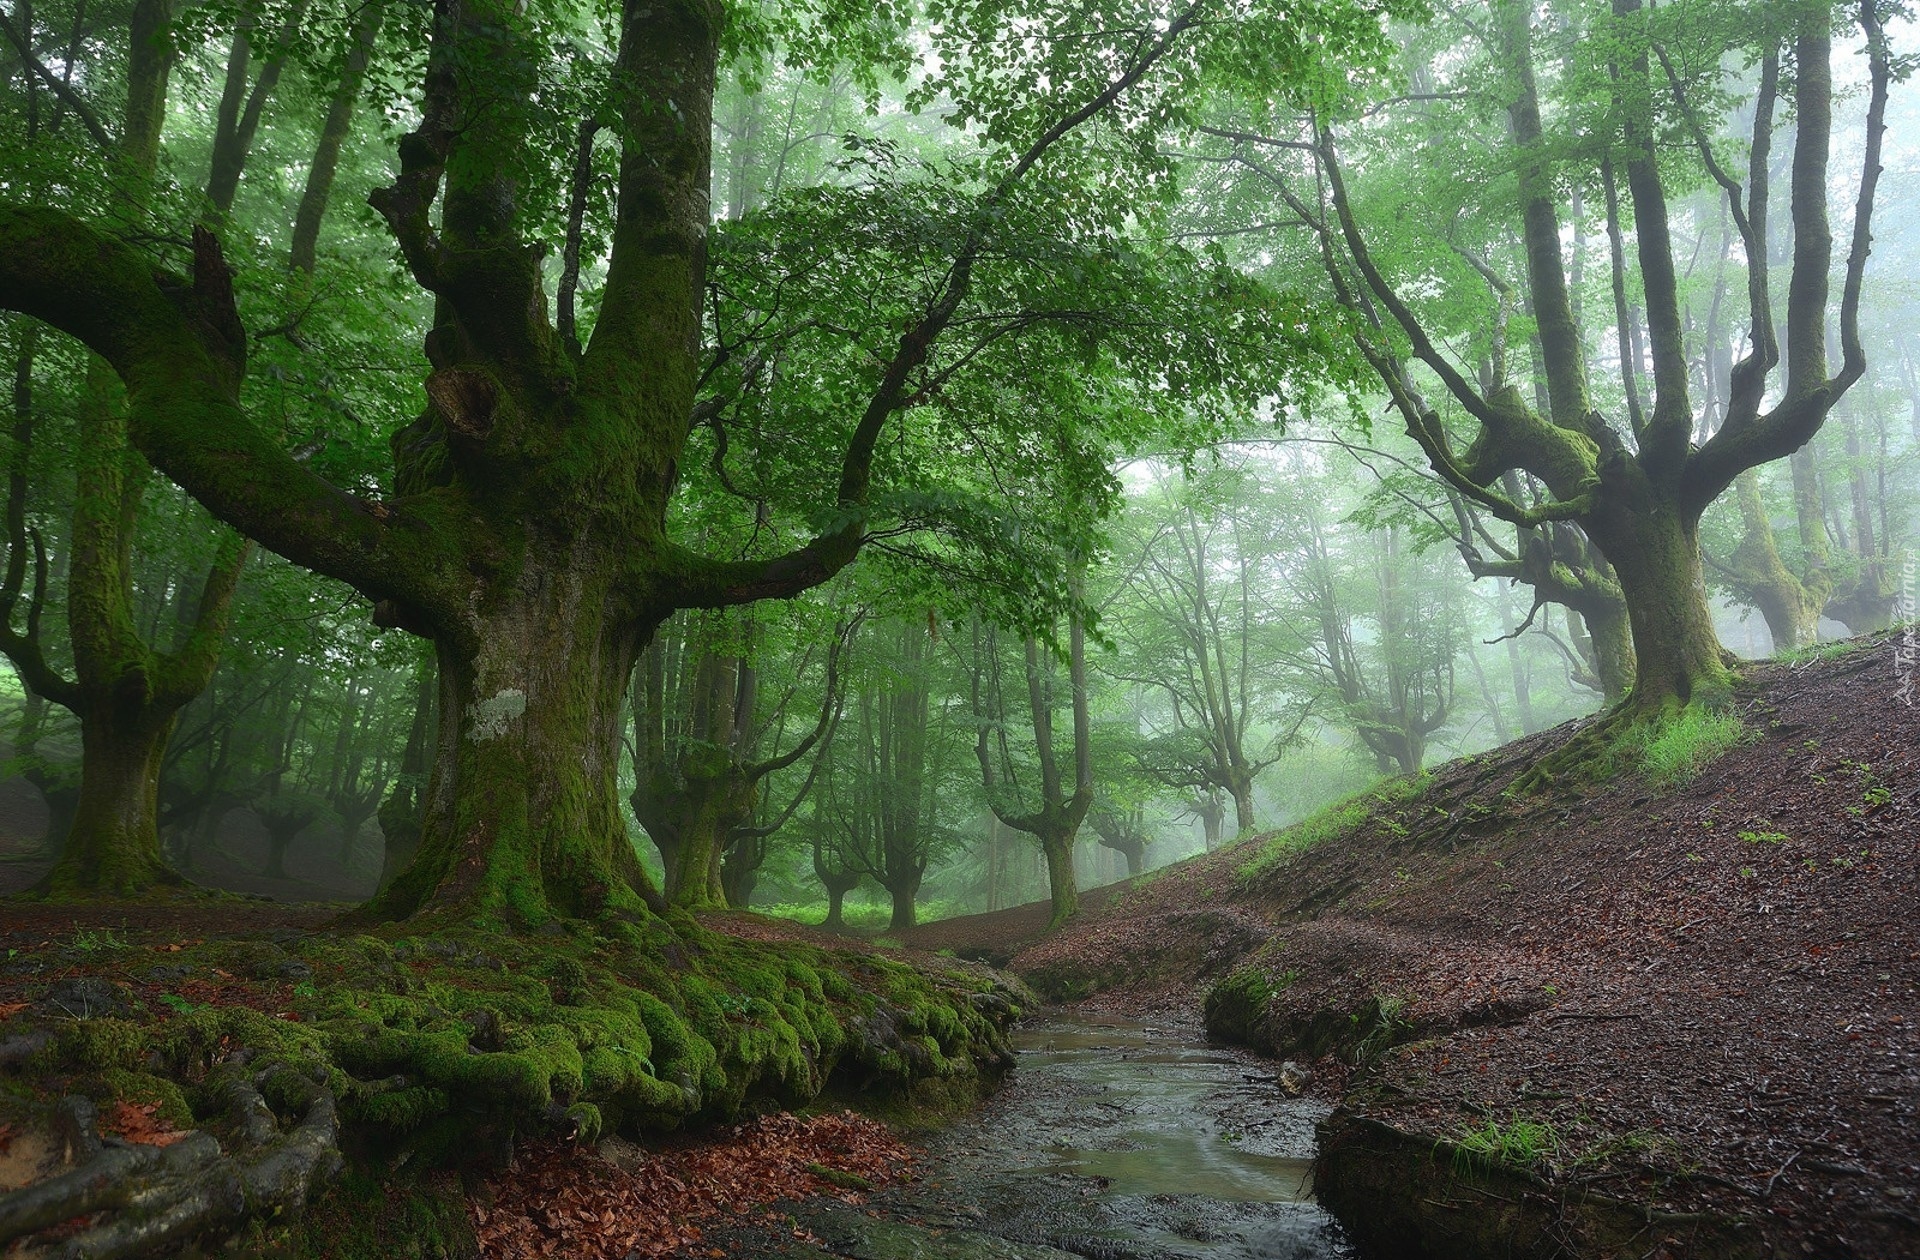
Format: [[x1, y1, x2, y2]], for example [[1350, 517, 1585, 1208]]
[[630, 609, 849, 909], [1108, 466, 1307, 833], [0, 0, 1401, 922], [0, 0, 253, 896], [1219, 0, 1892, 721], [1328, 0, 1881, 714], [968, 599, 1094, 928]]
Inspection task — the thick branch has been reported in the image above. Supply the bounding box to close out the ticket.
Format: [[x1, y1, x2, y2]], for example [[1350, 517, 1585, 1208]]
[[1683, 2, 1888, 515], [0, 209, 436, 610]]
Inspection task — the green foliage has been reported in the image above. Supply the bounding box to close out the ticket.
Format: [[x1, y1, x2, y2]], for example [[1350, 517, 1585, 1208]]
[[1607, 708, 1755, 791], [1453, 1113, 1560, 1170]]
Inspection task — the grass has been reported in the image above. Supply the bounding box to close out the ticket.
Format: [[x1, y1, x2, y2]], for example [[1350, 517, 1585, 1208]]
[[1453, 1113, 1560, 1170], [1774, 638, 1861, 665], [751, 899, 969, 932], [1607, 707, 1755, 791], [1236, 773, 1429, 888], [66, 925, 131, 954]]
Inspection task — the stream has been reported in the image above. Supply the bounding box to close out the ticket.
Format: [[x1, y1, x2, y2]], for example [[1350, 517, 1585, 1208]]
[[730, 1013, 1352, 1260]]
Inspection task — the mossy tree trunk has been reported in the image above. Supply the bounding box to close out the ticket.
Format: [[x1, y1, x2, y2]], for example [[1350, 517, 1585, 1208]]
[[374, 578, 665, 923], [27, 371, 251, 897], [1586, 498, 1733, 709], [1722, 470, 1826, 651], [52, 702, 178, 895]]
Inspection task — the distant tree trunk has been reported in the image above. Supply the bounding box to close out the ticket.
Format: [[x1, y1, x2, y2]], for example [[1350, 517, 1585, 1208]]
[[1494, 581, 1537, 734], [1197, 792, 1224, 851], [972, 600, 1093, 929], [377, 659, 434, 893], [1726, 471, 1824, 651], [288, 3, 381, 273]]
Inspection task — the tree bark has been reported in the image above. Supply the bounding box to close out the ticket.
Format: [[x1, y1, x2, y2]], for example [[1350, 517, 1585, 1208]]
[[370, 565, 664, 925], [43, 704, 177, 895], [1590, 503, 1732, 710]]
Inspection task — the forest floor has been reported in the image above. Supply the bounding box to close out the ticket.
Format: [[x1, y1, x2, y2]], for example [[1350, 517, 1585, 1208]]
[[2, 636, 1914, 1260], [897, 632, 1918, 1259]]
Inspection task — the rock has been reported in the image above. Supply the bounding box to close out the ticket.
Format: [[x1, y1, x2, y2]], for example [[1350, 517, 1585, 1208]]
[[33, 977, 135, 1020]]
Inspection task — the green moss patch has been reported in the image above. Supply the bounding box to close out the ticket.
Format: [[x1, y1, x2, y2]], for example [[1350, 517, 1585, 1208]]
[[0, 913, 1022, 1229]]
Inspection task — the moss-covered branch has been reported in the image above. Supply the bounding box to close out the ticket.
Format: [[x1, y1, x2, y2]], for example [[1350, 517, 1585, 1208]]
[[0, 207, 455, 613]]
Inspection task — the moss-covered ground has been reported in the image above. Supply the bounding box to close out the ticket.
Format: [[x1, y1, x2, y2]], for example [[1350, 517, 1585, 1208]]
[[0, 904, 1025, 1256]]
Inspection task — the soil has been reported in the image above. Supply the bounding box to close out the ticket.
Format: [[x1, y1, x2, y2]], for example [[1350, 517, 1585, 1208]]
[[904, 635, 1919, 1260]]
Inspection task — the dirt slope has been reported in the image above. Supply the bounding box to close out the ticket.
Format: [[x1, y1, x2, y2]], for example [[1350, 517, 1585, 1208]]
[[948, 635, 1918, 1260]]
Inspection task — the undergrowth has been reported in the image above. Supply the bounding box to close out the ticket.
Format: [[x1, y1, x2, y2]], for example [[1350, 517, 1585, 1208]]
[[1236, 773, 1429, 889], [1605, 707, 1756, 790], [1774, 638, 1862, 665], [1453, 1113, 1560, 1171], [0, 914, 1024, 1250]]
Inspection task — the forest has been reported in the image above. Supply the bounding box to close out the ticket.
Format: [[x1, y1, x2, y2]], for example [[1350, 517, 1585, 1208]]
[[0, 0, 1914, 1256]]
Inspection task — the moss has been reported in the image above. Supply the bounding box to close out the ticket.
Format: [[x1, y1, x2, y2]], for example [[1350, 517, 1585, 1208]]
[[92, 1068, 194, 1131], [0, 909, 1025, 1256], [253, 1166, 478, 1259]]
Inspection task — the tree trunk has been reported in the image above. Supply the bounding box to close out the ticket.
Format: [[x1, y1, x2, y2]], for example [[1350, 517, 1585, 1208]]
[[885, 875, 919, 932], [654, 778, 736, 910], [288, 3, 381, 274], [261, 822, 301, 881], [377, 658, 434, 893], [1728, 472, 1824, 651], [1198, 793, 1223, 851], [1040, 827, 1077, 927], [823, 880, 852, 930], [1227, 771, 1255, 836], [719, 831, 766, 908], [40, 707, 177, 896], [1581, 600, 1635, 704], [1594, 505, 1732, 711], [369, 572, 662, 926]]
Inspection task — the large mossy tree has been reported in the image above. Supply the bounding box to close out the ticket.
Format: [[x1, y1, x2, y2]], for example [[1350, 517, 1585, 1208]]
[[0, 0, 1411, 923]]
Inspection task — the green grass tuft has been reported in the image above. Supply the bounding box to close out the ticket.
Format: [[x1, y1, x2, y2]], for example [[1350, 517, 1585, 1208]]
[[1610, 707, 1755, 790], [1454, 1113, 1560, 1169], [1774, 638, 1860, 665]]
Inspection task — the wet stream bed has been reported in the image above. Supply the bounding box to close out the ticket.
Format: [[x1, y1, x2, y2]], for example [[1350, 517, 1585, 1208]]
[[712, 1013, 1352, 1260]]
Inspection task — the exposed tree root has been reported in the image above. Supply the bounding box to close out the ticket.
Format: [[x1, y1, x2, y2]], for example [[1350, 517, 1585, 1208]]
[[0, 1065, 340, 1259], [1507, 711, 1630, 798]]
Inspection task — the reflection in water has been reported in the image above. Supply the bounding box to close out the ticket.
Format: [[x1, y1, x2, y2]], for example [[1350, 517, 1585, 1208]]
[[1014, 1026, 1317, 1205], [914, 1014, 1350, 1258]]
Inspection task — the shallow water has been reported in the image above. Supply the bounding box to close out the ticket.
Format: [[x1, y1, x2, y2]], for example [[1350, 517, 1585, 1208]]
[[892, 1013, 1352, 1260]]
